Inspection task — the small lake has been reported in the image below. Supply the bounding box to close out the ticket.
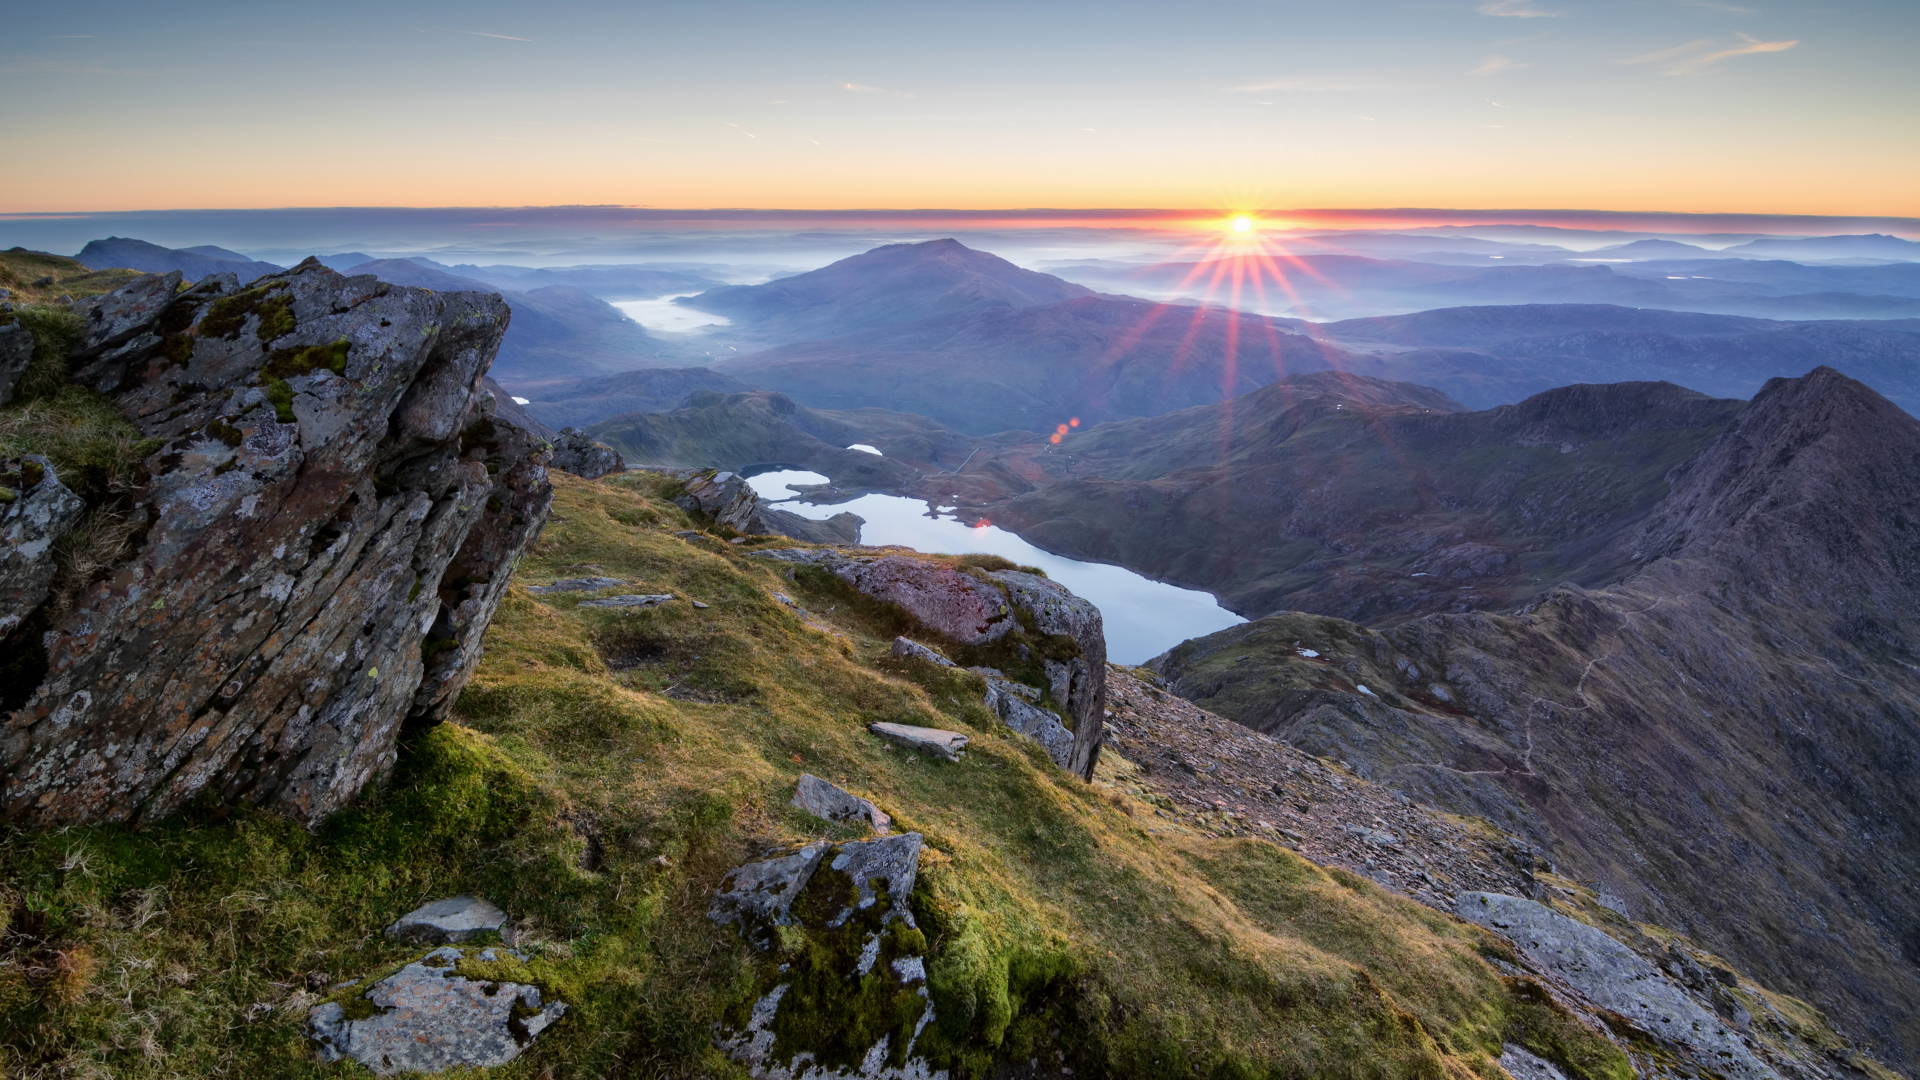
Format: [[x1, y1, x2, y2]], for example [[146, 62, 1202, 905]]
[[612, 294, 733, 334], [745, 470, 1244, 664]]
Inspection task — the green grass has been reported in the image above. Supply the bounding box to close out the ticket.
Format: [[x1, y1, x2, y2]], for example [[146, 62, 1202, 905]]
[[0, 470, 1631, 1079]]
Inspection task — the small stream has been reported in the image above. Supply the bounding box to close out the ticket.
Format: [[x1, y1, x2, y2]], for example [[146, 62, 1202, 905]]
[[746, 469, 1244, 664]]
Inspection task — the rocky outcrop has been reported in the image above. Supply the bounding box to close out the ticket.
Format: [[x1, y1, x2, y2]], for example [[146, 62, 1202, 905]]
[[1458, 893, 1775, 1080], [0, 262, 552, 827], [712, 834, 939, 1080], [548, 426, 624, 480], [757, 548, 1107, 778], [674, 469, 764, 533], [0, 458, 85, 637], [308, 945, 566, 1075]]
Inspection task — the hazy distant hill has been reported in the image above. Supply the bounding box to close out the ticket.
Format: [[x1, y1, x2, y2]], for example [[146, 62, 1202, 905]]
[[680, 237, 1092, 341], [1721, 232, 1920, 260], [717, 295, 1364, 434], [434, 262, 726, 301], [343, 258, 693, 382], [1310, 303, 1920, 412], [1057, 251, 1920, 320], [74, 236, 282, 283]]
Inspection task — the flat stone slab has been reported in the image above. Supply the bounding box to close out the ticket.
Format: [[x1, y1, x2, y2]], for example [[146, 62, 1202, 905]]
[[890, 636, 954, 667], [526, 576, 627, 595], [793, 773, 891, 833], [709, 842, 830, 949], [385, 896, 509, 944], [309, 946, 565, 1075], [1457, 893, 1776, 1080], [577, 593, 675, 609], [869, 722, 968, 761]]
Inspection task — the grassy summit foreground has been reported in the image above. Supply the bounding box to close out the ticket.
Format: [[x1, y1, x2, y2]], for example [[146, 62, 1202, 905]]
[[1, 469, 1624, 1079]]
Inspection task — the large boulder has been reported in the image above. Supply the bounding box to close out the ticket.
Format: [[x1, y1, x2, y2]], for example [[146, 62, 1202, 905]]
[[0, 261, 552, 826], [0, 457, 86, 638], [758, 548, 1107, 778], [548, 426, 625, 480]]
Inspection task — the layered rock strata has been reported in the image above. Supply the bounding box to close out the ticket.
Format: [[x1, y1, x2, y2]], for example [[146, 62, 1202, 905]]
[[0, 262, 551, 826]]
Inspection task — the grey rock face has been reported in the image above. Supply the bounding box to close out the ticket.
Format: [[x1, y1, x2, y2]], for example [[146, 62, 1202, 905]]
[[1457, 893, 1776, 1080], [526, 576, 627, 595], [889, 637, 954, 667], [988, 570, 1106, 778], [836, 556, 1013, 643], [0, 322, 33, 405], [308, 946, 566, 1075], [1498, 1044, 1570, 1080], [549, 426, 624, 480], [823, 833, 922, 927], [869, 722, 968, 761], [385, 896, 510, 945], [761, 506, 864, 545], [983, 678, 1075, 769], [0, 262, 552, 827], [0, 458, 86, 637], [794, 774, 891, 833], [675, 470, 763, 533], [710, 842, 830, 949]]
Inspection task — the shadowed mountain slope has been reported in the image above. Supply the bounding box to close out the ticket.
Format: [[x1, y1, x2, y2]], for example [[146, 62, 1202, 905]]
[[1152, 368, 1920, 1072], [914, 372, 1742, 622], [679, 237, 1092, 341], [520, 366, 757, 429], [718, 295, 1362, 434]]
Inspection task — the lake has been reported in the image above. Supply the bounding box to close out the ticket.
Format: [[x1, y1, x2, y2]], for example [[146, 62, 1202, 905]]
[[745, 469, 1244, 664]]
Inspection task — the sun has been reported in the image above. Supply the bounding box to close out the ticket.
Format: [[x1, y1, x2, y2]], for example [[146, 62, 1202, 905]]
[[1230, 215, 1254, 233]]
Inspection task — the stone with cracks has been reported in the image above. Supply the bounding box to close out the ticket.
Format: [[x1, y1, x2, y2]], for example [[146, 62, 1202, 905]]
[[710, 841, 830, 949], [1498, 1044, 1570, 1080], [793, 773, 891, 833], [675, 470, 763, 533], [0, 262, 552, 826], [0, 458, 86, 637], [822, 833, 922, 928], [987, 570, 1106, 779], [385, 896, 510, 944], [1456, 893, 1777, 1080], [869, 722, 968, 761], [308, 946, 566, 1075], [549, 427, 625, 480], [983, 678, 1074, 769]]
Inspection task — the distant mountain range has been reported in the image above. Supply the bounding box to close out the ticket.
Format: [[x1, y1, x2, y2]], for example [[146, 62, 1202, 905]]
[[74, 236, 283, 283]]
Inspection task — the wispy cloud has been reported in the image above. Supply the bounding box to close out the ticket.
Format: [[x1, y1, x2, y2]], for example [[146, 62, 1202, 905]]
[[1468, 55, 1530, 76], [1478, 0, 1565, 18], [841, 82, 883, 93], [1680, 0, 1754, 12], [1624, 32, 1797, 74], [1231, 76, 1364, 93], [454, 30, 530, 41], [726, 122, 757, 139]]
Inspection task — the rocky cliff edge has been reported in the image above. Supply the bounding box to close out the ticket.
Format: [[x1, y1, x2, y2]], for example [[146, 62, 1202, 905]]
[[1, 260, 552, 826]]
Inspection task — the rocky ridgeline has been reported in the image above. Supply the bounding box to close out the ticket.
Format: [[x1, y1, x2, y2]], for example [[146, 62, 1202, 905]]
[[0, 261, 552, 825]]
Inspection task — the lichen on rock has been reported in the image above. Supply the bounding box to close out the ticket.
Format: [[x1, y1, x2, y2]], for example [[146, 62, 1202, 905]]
[[0, 260, 552, 826]]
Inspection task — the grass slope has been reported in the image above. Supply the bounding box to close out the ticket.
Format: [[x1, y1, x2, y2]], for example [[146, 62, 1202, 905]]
[[0, 471, 1624, 1079]]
